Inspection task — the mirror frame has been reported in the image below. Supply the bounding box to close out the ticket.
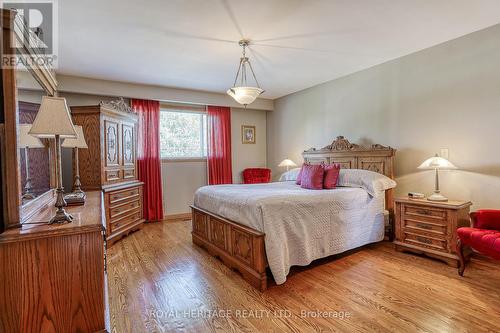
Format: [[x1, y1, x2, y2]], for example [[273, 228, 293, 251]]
[[1, 9, 58, 228]]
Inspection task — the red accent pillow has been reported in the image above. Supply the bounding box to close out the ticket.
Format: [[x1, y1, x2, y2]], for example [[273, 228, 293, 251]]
[[323, 163, 341, 189], [296, 164, 306, 185], [300, 164, 325, 190]]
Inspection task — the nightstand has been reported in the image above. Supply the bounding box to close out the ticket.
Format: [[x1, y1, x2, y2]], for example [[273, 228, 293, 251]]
[[394, 197, 472, 267]]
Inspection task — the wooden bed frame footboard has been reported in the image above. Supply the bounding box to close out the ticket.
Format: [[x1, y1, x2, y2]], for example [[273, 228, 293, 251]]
[[191, 136, 396, 291], [191, 205, 269, 291]]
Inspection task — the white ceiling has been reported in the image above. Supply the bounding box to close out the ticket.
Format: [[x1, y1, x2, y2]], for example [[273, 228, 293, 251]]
[[58, 0, 500, 99]]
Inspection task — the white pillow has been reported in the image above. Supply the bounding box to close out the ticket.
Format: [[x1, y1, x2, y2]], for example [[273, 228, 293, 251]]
[[279, 167, 301, 182], [337, 169, 396, 197]]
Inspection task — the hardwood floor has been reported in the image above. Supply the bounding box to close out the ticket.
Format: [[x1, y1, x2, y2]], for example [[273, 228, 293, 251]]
[[107, 220, 500, 332]]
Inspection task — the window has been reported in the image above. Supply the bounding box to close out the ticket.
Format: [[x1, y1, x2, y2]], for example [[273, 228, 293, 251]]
[[159, 109, 207, 159]]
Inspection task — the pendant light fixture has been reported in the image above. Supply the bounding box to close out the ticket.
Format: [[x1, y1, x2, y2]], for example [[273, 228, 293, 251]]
[[227, 39, 264, 107]]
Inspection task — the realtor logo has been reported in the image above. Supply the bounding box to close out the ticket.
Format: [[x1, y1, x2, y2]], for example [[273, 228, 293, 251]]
[[1, 0, 58, 69]]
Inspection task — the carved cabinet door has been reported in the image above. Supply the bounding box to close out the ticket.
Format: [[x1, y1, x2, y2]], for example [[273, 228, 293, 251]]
[[104, 120, 120, 167], [121, 123, 135, 166], [121, 122, 136, 180]]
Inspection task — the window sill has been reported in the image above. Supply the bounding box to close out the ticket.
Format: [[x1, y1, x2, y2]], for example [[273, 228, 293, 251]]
[[161, 158, 207, 163]]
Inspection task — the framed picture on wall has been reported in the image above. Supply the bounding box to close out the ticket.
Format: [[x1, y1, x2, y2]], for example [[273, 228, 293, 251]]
[[241, 125, 256, 144]]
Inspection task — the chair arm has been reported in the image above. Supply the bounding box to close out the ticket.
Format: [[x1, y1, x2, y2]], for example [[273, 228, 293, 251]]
[[470, 212, 478, 228], [470, 210, 500, 230]]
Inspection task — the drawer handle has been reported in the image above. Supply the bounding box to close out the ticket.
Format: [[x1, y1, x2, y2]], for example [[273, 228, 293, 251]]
[[416, 236, 432, 244], [417, 223, 432, 230], [416, 209, 431, 215]]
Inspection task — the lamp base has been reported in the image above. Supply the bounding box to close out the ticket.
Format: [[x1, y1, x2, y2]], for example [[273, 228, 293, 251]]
[[49, 187, 74, 224], [49, 210, 74, 224], [427, 193, 448, 202]]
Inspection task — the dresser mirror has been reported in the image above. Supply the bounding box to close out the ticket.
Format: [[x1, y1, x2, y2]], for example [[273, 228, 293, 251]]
[[1, 9, 58, 227], [17, 71, 56, 220]]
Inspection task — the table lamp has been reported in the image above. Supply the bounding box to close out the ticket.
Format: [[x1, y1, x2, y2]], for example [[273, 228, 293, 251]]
[[19, 124, 45, 200], [418, 154, 457, 202], [29, 96, 77, 224], [62, 125, 88, 205], [278, 158, 297, 172]]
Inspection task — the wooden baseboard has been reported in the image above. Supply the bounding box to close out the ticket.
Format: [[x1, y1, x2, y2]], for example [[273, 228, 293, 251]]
[[164, 213, 191, 222]]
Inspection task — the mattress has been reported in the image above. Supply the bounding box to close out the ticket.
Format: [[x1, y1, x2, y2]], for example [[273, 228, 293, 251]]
[[193, 181, 385, 284]]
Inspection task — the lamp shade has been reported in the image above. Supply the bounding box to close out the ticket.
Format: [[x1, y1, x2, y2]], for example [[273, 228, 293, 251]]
[[29, 96, 77, 139], [19, 124, 45, 148], [61, 125, 88, 148], [278, 159, 297, 168], [227, 87, 264, 106], [418, 154, 457, 170]]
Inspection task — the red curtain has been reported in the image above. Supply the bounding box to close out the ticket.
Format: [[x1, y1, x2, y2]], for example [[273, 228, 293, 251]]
[[207, 106, 233, 185], [132, 99, 164, 221]]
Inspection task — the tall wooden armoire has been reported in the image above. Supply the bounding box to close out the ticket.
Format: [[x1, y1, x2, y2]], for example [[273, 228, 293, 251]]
[[71, 99, 145, 245]]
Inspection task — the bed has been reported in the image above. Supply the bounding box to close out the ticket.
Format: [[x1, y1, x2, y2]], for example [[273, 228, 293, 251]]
[[191, 136, 396, 290]]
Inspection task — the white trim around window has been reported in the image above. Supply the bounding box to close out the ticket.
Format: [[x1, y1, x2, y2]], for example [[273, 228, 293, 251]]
[[159, 105, 208, 161]]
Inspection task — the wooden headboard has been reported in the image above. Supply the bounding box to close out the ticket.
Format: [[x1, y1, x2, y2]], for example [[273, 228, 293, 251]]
[[302, 136, 395, 178], [302, 136, 397, 239]]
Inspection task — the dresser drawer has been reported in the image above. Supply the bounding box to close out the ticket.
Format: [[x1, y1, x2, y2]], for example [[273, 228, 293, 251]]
[[105, 169, 121, 182], [403, 205, 447, 222], [109, 187, 140, 206], [123, 168, 135, 179], [403, 218, 447, 238], [110, 210, 142, 233], [109, 200, 140, 219], [403, 231, 447, 252]]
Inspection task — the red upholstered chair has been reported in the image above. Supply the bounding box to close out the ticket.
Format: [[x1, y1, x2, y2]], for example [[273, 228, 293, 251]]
[[457, 210, 500, 276], [242, 168, 271, 184]]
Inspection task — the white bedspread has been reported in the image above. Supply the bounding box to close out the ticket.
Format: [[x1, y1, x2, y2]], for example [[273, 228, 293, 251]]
[[193, 181, 385, 284]]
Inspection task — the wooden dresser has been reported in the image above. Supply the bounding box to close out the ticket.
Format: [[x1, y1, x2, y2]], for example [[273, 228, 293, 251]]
[[71, 100, 145, 245], [394, 197, 472, 267], [0, 191, 109, 332]]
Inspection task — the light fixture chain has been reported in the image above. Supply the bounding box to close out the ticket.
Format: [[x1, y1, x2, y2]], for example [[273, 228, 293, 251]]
[[247, 59, 261, 89], [232, 57, 243, 88], [242, 60, 247, 86]]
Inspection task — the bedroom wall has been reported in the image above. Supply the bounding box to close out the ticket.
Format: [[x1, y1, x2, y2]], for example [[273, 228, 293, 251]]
[[231, 107, 267, 184], [267, 23, 500, 210]]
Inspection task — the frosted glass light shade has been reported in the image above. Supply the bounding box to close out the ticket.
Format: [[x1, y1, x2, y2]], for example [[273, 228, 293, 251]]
[[19, 124, 44, 148], [227, 87, 264, 106], [278, 159, 297, 168], [418, 155, 457, 170], [29, 96, 77, 138], [61, 126, 88, 148]]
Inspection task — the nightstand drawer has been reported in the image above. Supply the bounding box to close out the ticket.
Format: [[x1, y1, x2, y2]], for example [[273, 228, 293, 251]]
[[403, 218, 447, 238], [403, 232, 447, 252], [403, 205, 447, 222]]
